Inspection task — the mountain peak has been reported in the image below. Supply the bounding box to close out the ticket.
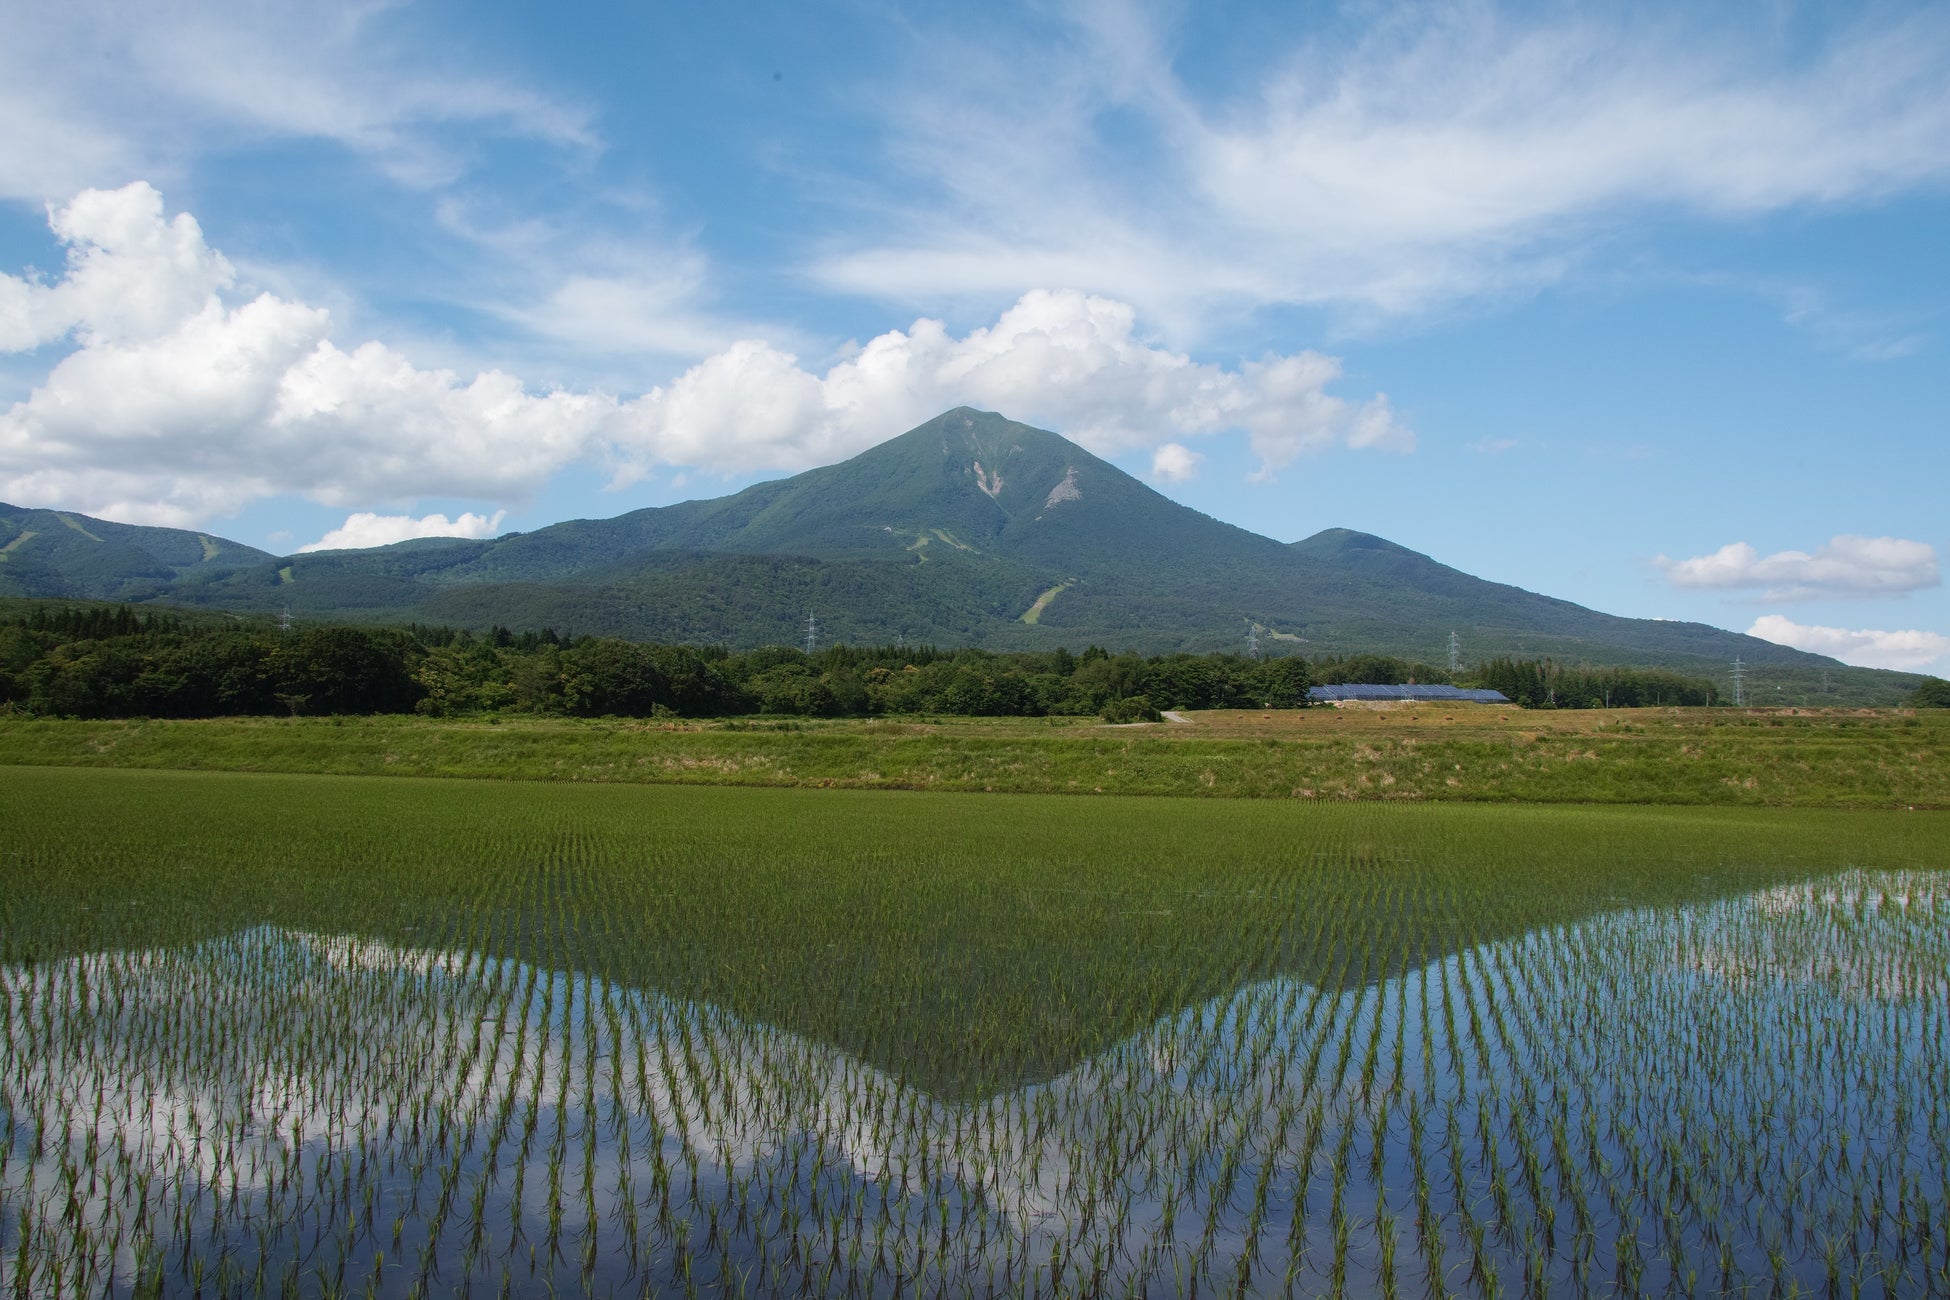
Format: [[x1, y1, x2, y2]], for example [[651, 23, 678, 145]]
[[886, 407, 1070, 469], [1, 411, 1879, 688], [1292, 527, 1418, 557], [816, 408, 1116, 536]]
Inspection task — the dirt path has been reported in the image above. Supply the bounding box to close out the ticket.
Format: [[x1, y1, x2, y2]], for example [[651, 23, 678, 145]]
[[1161, 711, 1192, 725]]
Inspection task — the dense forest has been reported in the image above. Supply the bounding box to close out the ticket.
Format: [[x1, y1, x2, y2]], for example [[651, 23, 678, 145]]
[[1, 604, 1740, 720], [1473, 657, 1719, 708]]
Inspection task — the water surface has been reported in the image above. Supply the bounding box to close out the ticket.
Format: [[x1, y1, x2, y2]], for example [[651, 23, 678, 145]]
[[5, 869, 1946, 1296]]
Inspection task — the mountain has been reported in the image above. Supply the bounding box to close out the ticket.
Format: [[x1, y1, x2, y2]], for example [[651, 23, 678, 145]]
[[0, 502, 273, 602], [0, 409, 1919, 697]]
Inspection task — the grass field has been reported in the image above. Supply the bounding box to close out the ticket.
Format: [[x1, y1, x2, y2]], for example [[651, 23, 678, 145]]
[[3, 767, 1948, 1294], [2, 703, 1947, 807]]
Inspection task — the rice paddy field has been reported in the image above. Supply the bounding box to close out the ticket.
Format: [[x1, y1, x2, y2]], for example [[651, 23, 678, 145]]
[[3, 767, 1948, 1296]]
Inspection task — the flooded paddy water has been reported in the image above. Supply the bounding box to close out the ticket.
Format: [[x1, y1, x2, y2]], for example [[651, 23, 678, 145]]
[[1, 768, 1946, 1296]]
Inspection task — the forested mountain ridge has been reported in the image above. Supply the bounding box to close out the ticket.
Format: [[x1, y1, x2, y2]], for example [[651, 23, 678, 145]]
[[0, 409, 1915, 699], [0, 502, 273, 602]]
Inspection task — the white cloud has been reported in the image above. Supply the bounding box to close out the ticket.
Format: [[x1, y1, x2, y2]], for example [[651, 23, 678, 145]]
[[0, 186, 1405, 525], [0, 2, 733, 402], [1748, 615, 1950, 672], [610, 289, 1411, 479], [1658, 536, 1940, 600], [299, 510, 506, 553], [0, 187, 627, 524], [0, 79, 134, 204], [1150, 442, 1200, 482], [426, 196, 762, 375], [818, 5, 1950, 325], [1469, 437, 1518, 455], [0, 0, 591, 201], [0, 183, 233, 351], [497, 268, 740, 361]]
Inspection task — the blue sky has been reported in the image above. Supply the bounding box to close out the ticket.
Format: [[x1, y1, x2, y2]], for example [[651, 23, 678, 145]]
[[1, 0, 1946, 671]]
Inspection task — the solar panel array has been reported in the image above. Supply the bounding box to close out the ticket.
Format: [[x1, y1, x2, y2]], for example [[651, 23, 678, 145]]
[[1307, 684, 1512, 703]]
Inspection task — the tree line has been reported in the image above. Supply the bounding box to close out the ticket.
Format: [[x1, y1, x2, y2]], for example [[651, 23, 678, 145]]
[[1302, 651, 1720, 708], [1472, 657, 1719, 708], [0, 611, 1310, 719], [0, 605, 1722, 719]]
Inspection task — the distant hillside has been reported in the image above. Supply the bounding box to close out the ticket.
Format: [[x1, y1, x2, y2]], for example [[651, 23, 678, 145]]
[[0, 503, 273, 602], [1, 409, 1927, 704]]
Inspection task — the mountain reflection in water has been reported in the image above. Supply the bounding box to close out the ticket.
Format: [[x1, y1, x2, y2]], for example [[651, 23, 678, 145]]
[[3, 871, 1947, 1297]]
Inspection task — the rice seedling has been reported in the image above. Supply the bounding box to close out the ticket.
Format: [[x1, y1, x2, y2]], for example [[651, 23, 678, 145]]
[[0, 767, 1944, 1294]]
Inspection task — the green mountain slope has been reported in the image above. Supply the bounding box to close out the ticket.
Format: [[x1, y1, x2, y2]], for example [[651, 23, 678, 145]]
[[3, 409, 1926, 700], [0, 503, 273, 601]]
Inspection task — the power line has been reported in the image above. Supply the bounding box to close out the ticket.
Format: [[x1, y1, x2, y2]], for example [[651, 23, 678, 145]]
[[804, 610, 819, 657], [1448, 630, 1461, 674], [1731, 656, 1746, 708]]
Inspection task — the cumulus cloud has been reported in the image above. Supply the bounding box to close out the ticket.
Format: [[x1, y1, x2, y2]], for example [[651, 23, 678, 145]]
[[614, 290, 1412, 480], [0, 185, 1405, 525], [299, 510, 507, 553], [0, 183, 233, 351], [1748, 615, 1950, 672], [0, 191, 614, 524], [819, 5, 1950, 324], [1657, 536, 1940, 600], [1150, 442, 1200, 482]]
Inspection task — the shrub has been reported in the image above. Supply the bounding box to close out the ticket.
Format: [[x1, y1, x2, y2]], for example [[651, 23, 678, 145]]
[[1101, 694, 1161, 724]]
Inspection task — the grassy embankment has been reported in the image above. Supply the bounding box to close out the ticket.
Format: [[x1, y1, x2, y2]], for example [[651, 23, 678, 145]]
[[3, 703, 1946, 806]]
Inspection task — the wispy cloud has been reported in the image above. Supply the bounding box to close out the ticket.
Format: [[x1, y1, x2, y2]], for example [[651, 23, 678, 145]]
[[1658, 536, 1940, 600], [814, 3, 1950, 334], [1748, 614, 1950, 672], [1779, 290, 1934, 362], [430, 197, 763, 370], [0, 0, 594, 201]]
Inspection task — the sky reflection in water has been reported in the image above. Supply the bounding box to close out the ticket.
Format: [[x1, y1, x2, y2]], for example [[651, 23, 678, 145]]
[[3, 870, 1948, 1297]]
